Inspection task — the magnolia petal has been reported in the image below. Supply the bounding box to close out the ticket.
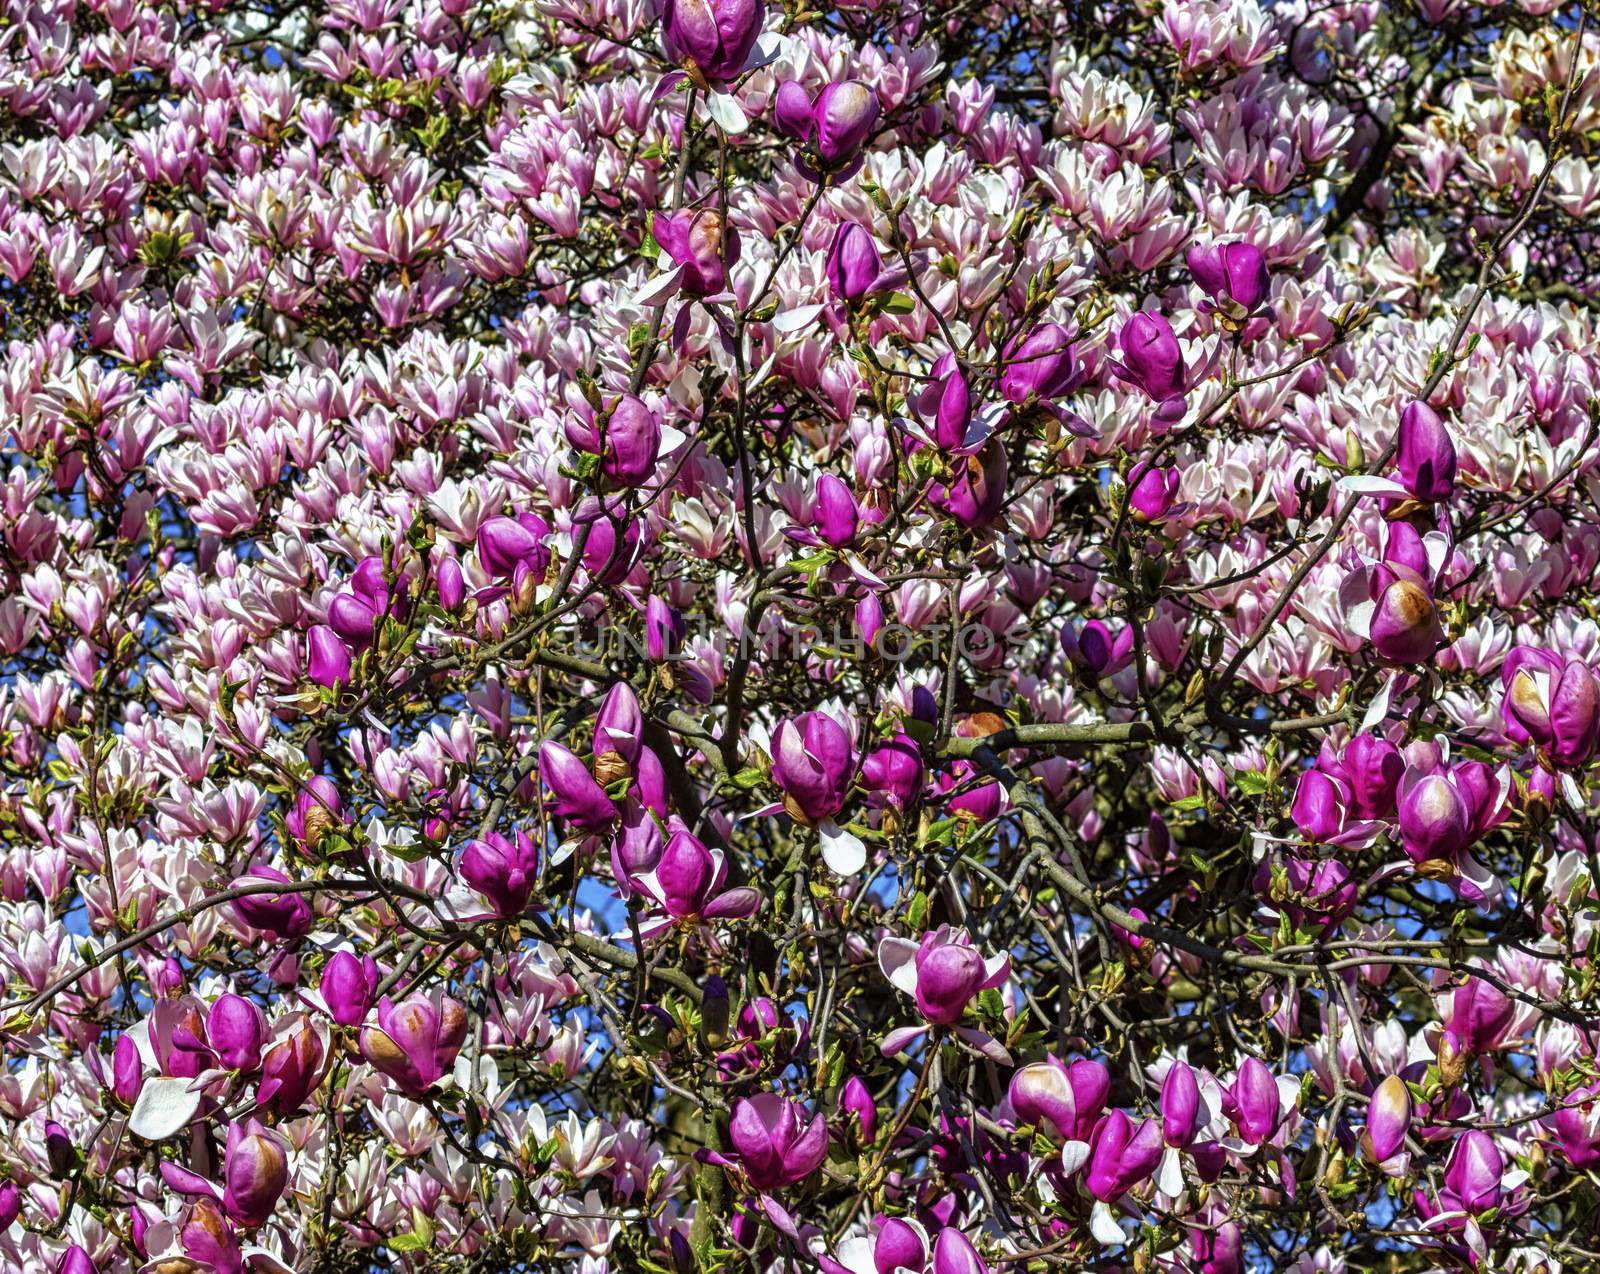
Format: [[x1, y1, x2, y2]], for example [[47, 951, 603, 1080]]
[[635, 264, 687, 308], [1059, 1139, 1091, 1176], [953, 1025, 1012, 1066], [1090, 1199, 1127, 1246], [880, 1024, 928, 1057], [1156, 1144, 1184, 1196], [772, 304, 824, 334], [818, 820, 867, 876], [1358, 670, 1400, 735], [877, 937, 921, 994], [1339, 475, 1412, 499], [705, 92, 749, 135], [760, 1193, 800, 1239], [128, 1075, 203, 1141]]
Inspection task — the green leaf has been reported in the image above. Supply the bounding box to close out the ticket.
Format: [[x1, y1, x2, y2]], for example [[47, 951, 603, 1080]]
[[388, 1233, 428, 1253], [906, 890, 929, 930]]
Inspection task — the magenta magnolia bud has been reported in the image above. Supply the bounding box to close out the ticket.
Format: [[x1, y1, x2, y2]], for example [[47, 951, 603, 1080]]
[[1547, 1083, 1600, 1168], [0, 1181, 18, 1230], [112, 1034, 144, 1104], [660, 0, 763, 84], [1061, 618, 1128, 680], [815, 472, 860, 547], [540, 740, 619, 832], [855, 593, 885, 651], [56, 1246, 98, 1274], [575, 495, 644, 587], [875, 1217, 929, 1272], [646, 595, 685, 662], [207, 993, 266, 1071], [594, 682, 645, 773], [1226, 1057, 1281, 1144], [567, 394, 662, 487], [1448, 976, 1514, 1054], [1341, 735, 1403, 820], [654, 207, 739, 296], [1363, 1074, 1413, 1163], [477, 514, 550, 582], [44, 1120, 73, 1177], [1504, 648, 1600, 769], [1161, 1060, 1201, 1147], [179, 1199, 242, 1272], [230, 865, 313, 942], [359, 993, 469, 1095], [840, 1075, 877, 1144], [726, 1093, 828, 1189], [320, 951, 379, 1027], [222, 1119, 289, 1227], [1382, 519, 1429, 575], [1127, 463, 1179, 522], [814, 80, 880, 166], [1395, 400, 1457, 503], [286, 776, 344, 852], [1190, 1223, 1243, 1274], [1085, 1110, 1164, 1201], [914, 352, 972, 451], [1068, 1058, 1110, 1138], [773, 80, 814, 139], [928, 439, 1007, 529], [998, 323, 1079, 404], [931, 1229, 988, 1274], [435, 555, 464, 610], [1290, 769, 1346, 841], [1398, 772, 1473, 864], [771, 710, 854, 824], [256, 1020, 325, 1117], [306, 624, 352, 689], [1187, 239, 1269, 312], [826, 222, 882, 303], [460, 829, 539, 918], [860, 732, 923, 811], [1009, 1057, 1077, 1138], [1368, 566, 1443, 664], [327, 590, 381, 651], [1443, 1129, 1503, 1213], [1115, 311, 1186, 413]]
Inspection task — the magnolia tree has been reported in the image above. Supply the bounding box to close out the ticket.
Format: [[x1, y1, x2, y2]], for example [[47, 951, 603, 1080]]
[[5, 0, 1600, 1270]]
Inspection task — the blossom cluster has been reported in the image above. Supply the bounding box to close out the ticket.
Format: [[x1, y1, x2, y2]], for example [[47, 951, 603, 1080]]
[[1, 0, 1599, 1270]]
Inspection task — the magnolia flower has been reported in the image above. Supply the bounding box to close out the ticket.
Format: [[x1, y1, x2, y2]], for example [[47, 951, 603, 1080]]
[[1111, 311, 1187, 420], [825, 222, 882, 303], [710, 1093, 828, 1190], [660, 0, 764, 84], [1009, 1054, 1109, 1141], [540, 740, 619, 833], [878, 927, 1011, 1062], [630, 821, 761, 934], [359, 993, 469, 1095], [998, 323, 1080, 403], [459, 829, 539, 918], [1188, 239, 1270, 313], [1395, 401, 1457, 503], [1501, 645, 1600, 769], [230, 866, 313, 942], [319, 951, 379, 1027], [774, 79, 880, 167], [1363, 1074, 1413, 1164]]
